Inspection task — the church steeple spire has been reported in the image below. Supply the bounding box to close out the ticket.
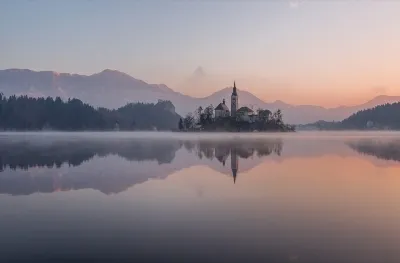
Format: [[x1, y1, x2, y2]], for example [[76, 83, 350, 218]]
[[231, 81, 238, 117], [232, 81, 237, 96]]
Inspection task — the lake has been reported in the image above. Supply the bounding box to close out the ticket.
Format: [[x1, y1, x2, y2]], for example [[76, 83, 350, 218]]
[[0, 132, 400, 263]]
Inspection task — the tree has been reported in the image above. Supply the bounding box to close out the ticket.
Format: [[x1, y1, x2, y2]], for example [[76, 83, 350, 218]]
[[178, 118, 184, 131], [272, 109, 283, 124], [183, 113, 195, 130], [195, 106, 203, 125], [204, 104, 214, 122], [257, 108, 271, 122], [197, 106, 203, 115]]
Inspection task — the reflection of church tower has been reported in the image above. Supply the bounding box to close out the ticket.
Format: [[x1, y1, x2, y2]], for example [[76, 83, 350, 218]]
[[231, 81, 238, 117], [231, 147, 239, 183]]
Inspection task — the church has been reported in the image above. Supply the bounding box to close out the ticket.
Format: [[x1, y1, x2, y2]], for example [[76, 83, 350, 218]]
[[215, 81, 256, 122]]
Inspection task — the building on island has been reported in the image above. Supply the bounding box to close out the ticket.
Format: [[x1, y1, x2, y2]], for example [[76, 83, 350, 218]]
[[236, 106, 254, 122], [215, 99, 230, 118], [215, 81, 261, 123], [231, 81, 238, 117]]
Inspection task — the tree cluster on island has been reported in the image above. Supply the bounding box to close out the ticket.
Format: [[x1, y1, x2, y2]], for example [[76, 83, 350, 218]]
[[178, 104, 295, 132], [0, 93, 180, 131], [298, 102, 400, 130]]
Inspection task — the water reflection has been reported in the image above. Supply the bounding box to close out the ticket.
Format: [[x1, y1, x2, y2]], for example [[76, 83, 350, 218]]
[[1, 135, 400, 196], [348, 139, 400, 162], [0, 138, 182, 171], [1, 133, 400, 263], [0, 137, 283, 195]]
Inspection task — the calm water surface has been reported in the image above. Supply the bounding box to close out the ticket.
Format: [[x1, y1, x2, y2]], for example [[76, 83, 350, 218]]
[[1, 132, 400, 263]]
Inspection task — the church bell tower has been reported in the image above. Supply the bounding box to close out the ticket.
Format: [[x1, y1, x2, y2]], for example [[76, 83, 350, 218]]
[[231, 81, 238, 117]]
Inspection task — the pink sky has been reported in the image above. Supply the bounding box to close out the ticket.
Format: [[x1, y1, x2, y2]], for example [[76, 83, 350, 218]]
[[2, 1, 400, 107]]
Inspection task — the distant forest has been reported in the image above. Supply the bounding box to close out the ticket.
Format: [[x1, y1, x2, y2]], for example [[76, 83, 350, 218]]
[[0, 93, 180, 131], [300, 102, 400, 130]]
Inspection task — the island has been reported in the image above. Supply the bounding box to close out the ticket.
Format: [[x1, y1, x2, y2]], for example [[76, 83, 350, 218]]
[[178, 82, 295, 132]]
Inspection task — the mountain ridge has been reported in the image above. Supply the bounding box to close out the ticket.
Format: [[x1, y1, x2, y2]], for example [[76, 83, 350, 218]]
[[1, 68, 399, 124]]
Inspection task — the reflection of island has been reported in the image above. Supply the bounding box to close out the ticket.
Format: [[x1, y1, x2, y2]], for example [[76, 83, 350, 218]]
[[0, 137, 283, 195], [348, 139, 400, 162], [189, 139, 283, 183]]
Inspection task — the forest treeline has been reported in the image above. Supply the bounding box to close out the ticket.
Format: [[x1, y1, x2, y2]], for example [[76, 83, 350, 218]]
[[0, 93, 180, 130], [341, 102, 400, 129], [299, 102, 400, 130]]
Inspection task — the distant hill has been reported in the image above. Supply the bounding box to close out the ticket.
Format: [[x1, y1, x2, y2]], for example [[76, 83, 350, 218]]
[[1, 68, 400, 124], [299, 102, 400, 130], [341, 102, 400, 129]]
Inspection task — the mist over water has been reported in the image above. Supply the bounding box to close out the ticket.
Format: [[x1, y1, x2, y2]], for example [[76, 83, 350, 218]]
[[1, 131, 400, 263]]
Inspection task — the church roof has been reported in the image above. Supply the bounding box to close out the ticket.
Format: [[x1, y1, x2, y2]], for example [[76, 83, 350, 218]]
[[237, 106, 253, 113], [215, 103, 230, 111]]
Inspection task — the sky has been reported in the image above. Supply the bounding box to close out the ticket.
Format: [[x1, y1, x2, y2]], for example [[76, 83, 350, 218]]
[[1, 0, 400, 107]]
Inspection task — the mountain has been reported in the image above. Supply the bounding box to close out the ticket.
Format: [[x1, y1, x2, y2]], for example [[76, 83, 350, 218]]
[[1, 68, 399, 124], [192, 66, 206, 78], [358, 95, 400, 110], [177, 66, 224, 98], [0, 68, 191, 110]]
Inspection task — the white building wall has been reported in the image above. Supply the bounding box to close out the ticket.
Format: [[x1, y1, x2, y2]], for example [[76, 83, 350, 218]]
[[215, 110, 223, 118], [215, 110, 230, 118]]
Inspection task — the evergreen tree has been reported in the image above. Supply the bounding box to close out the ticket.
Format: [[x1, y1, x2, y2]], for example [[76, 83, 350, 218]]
[[178, 118, 184, 130], [183, 113, 195, 130]]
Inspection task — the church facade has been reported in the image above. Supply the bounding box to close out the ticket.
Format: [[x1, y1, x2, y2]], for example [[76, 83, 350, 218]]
[[214, 99, 230, 118]]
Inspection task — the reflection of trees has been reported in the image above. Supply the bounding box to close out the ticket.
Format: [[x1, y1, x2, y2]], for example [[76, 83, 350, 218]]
[[0, 138, 283, 171], [348, 139, 400, 162], [257, 141, 282, 156], [0, 142, 95, 171], [0, 138, 183, 196], [183, 141, 196, 153], [0, 139, 182, 171], [215, 146, 230, 166], [106, 141, 180, 164]]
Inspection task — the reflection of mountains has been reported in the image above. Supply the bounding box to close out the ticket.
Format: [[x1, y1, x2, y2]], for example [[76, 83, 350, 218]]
[[0, 138, 283, 195], [348, 139, 400, 163]]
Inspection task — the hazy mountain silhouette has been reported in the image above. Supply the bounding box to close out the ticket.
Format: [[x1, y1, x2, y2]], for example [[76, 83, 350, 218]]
[[177, 66, 227, 98], [1, 68, 399, 124], [192, 66, 206, 78]]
